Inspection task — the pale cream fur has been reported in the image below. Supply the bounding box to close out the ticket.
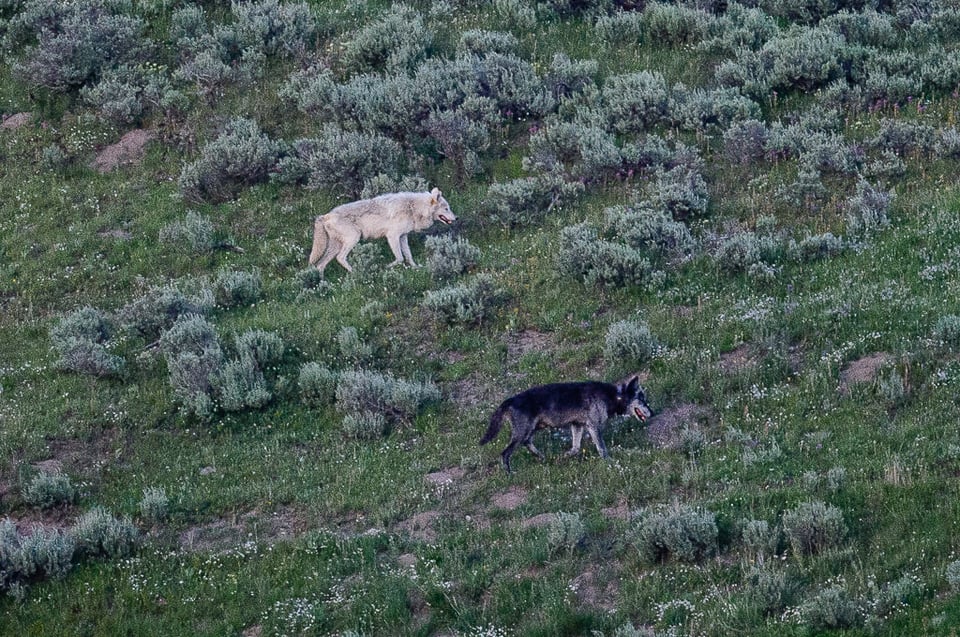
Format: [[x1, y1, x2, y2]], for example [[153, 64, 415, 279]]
[[309, 188, 456, 275]]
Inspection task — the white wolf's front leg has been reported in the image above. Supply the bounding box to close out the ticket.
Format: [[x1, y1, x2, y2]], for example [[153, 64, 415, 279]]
[[400, 234, 418, 267], [385, 234, 405, 268]]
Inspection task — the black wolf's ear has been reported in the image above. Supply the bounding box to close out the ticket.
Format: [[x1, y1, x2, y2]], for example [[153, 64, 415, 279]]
[[625, 375, 639, 395]]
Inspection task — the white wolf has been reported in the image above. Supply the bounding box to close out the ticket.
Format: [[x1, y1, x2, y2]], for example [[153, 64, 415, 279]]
[[308, 188, 457, 275]]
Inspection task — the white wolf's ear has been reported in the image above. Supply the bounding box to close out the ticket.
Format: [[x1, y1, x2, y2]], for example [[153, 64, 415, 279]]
[[430, 187, 441, 204]]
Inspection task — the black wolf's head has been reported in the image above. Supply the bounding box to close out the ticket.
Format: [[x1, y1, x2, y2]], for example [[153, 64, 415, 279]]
[[618, 375, 651, 422]]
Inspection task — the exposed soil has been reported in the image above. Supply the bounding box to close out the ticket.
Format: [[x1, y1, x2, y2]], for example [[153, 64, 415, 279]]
[[839, 352, 892, 394], [490, 485, 528, 510], [569, 567, 619, 612], [645, 403, 711, 450], [1, 112, 31, 130], [179, 507, 307, 553], [718, 343, 757, 373], [425, 467, 466, 486], [393, 510, 440, 543], [90, 128, 155, 173], [520, 512, 555, 528], [600, 499, 631, 521]]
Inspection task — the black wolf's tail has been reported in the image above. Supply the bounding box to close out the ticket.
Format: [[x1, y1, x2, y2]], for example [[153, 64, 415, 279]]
[[480, 400, 510, 445]]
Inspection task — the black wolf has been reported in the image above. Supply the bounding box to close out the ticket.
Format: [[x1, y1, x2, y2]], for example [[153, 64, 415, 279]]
[[480, 376, 651, 472]]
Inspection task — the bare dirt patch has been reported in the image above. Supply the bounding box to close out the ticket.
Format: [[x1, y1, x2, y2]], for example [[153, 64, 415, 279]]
[[839, 352, 892, 394], [645, 403, 711, 450], [718, 343, 757, 373], [491, 486, 528, 510], [506, 329, 554, 359], [569, 567, 619, 612], [520, 512, 555, 529], [425, 467, 466, 486], [179, 507, 307, 552], [90, 128, 155, 173], [600, 499, 631, 521], [1, 112, 31, 130], [394, 510, 440, 543]]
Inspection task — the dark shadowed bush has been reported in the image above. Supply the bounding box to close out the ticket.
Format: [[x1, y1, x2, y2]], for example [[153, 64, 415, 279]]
[[71, 507, 138, 560], [8, 1, 148, 93], [179, 118, 282, 203], [119, 284, 214, 342]]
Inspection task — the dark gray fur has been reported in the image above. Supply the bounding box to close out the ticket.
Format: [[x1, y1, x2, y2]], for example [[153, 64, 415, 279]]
[[480, 376, 651, 472]]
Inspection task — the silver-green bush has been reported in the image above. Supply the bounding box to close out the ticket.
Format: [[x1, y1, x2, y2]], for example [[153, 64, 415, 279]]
[[425, 235, 481, 281], [632, 503, 718, 563], [422, 274, 505, 325], [781, 500, 846, 556], [21, 471, 76, 509], [72, 507, 138, 560], [298, 363, 339, 407], [604, 320, 658, 368], [159, 211, 216, 253], [214, 269, 262, 308], [335, 370, 440, 423], [138, 487, 170, 525], [546, 512, 585, 555]]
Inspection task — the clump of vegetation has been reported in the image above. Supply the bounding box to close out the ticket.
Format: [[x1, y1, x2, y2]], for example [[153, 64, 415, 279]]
[[798, 584, 861, 631], [21, 470, 76, 509], [604, 319, 658, 370], [546, 512, 585, 555], [425, 235, 481, 281], [138, 487, 170, 525], [71, 507, 138, 560], [159, 211, 216, 253], [0, 519, 74, 599], [781, 500, 847, 557], [631, 503, 718, 563], [335, 369, 440, 425], [298, 363, 339, 407], [214, 269, 263, 309], [423, 274, 506, 325], [179, 118, 282, 203]]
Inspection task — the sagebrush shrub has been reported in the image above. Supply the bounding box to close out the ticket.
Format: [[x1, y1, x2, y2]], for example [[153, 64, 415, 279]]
[[673, 86, 760, 134], [741, 519, 779, 558], [422, 274, 505, 325], [160, 314, 223, 419], [50, 306, 113, 350], [556, 223, 655, 288], [21, 471, 76, 509], [336, 327, 373, 365], [56, 339, 126, 378], [595, 10, 645, 46], [603, 203, 694, 257], [799, 584, 861, 630], [0, 519, 75, 596], [214, 269, 262, 308], [179, 118, 282, 203], [933, 315, 960, 348], [335, 370, 440, 423], [159, 211, 215, 253], [279, 126, 404, 198], [526, 121, 624, 181], [214, 354, 272, 412], [781, 500, 846, 556], [543, 53, 597, 102], [231, 0, 317, 58], [746, 567, 792, 616], [546, 512, 585, 555], [792, 232, 844, 262], [298, 363, 339, 407], [341, 411, 387, 440], [640, 2, 713, 45], [9, 1, 148, 93], [650, 165, 709, 221], [457, 29, 518, 57], [139, 487, 170, 525], [604, 320, 657, 368], [723, 119, 770, 164], [713, 232, 762, 273], [946, 560, 960, 592], [632, 503, 718, 563], [870, 118, 937, 157], [234, 329, 284, 368], [602, 71, 671, 134], [425, 235, 481, 281], [424, 99, 495, 177], [846, 179, 893, 238], [81, 63, 185, 126], [71, 507, 138, 560], [340, 4, 430, 74], [484, 171, 584, 226]]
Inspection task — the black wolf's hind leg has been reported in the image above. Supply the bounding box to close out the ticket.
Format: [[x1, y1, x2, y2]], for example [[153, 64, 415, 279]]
[[500, 439, 520, 473], [524, 440, 546, 462], [565, 425, 585, 457]]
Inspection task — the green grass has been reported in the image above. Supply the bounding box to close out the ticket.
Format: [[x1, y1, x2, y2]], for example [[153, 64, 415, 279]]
[[4, 2, 960, 636]]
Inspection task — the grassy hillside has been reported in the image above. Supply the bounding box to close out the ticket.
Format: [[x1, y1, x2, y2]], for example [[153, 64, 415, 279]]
[[3, 1, 960, 635]]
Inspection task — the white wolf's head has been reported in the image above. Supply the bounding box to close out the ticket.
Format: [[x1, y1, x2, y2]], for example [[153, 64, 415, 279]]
[[429, 188, 457, 225]]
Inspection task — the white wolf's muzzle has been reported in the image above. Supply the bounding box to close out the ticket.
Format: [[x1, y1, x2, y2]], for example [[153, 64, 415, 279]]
[[438, 214, 454, 225]]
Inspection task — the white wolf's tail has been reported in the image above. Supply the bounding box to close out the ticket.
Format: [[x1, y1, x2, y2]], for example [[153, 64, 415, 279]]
[[308, 217, 327, 267], [480, 400, 510, 445]]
